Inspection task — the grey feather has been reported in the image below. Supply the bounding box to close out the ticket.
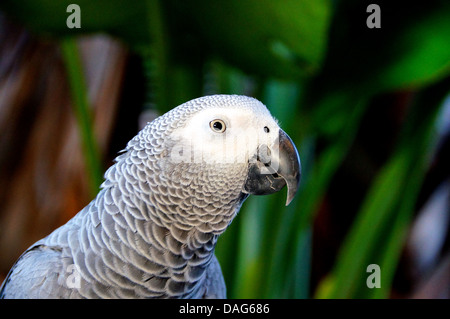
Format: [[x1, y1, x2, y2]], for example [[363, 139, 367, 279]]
[[0, 95, 299, 299]]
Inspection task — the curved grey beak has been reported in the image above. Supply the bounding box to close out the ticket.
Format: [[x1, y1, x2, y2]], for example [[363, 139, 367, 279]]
[[243, 129, 301, 206]]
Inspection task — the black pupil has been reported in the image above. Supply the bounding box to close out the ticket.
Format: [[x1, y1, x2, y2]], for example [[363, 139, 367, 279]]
[[264, 126, 270, 133], [213, 121, 223, 131]]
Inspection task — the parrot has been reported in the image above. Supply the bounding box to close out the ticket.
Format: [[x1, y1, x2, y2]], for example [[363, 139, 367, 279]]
[[0, 94, 301, 299]]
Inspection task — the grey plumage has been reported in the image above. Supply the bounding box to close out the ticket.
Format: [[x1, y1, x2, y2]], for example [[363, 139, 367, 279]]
[[0, 95, 300, 299]]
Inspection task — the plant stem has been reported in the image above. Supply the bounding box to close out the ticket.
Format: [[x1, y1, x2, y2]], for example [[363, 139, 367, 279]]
[[61, 38, 103, 196]]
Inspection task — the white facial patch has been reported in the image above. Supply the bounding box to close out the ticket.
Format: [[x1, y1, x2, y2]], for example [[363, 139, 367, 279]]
[[169, 105, 279, 165]]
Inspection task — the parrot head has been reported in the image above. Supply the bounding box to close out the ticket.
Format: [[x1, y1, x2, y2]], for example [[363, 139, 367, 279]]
[[142, 94, 300, 202]]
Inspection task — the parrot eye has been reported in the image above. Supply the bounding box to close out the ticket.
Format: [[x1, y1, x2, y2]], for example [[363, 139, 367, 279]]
[[264, 126, 270, 133], [210, 119, 226, 133]]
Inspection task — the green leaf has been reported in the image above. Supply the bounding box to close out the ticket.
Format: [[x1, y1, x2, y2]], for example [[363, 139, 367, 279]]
[[1, 0, 332, 80], [167, 0, 332, 79], [317, 1, 450, 95], [0, 0, 150, 45], [323, 150, 410, 298], [317, 78, 449, 299]]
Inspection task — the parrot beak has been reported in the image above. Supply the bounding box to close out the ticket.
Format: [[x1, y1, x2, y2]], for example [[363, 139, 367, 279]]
[[243, 129, 301, 206]]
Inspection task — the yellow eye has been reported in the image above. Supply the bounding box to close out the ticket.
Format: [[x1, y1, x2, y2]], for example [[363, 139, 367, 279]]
[[209, 119, 226, 133]]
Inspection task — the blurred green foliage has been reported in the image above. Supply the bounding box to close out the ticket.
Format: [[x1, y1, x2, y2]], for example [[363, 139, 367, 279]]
[[1, 0, 449, 298]]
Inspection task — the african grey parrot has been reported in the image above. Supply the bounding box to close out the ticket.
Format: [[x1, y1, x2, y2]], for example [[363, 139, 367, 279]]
[[0, 95, 300, 299]]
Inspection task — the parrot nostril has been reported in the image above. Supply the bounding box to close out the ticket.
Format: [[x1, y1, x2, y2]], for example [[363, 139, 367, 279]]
[[257, 145, 271, 162]]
